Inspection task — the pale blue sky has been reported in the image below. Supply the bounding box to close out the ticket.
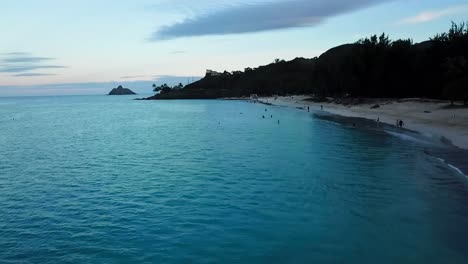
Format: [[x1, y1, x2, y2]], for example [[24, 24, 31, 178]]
[[1, 0, 467, 96]]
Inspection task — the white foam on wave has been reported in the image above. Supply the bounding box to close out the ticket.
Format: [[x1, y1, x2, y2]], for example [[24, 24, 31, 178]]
[[384, 130, 432, 145], [434, 156, 467, 179], [448, 164, 467, 179]]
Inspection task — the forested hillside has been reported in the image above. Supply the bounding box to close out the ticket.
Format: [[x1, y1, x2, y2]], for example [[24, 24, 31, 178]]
[[149, 22, 468, 104]]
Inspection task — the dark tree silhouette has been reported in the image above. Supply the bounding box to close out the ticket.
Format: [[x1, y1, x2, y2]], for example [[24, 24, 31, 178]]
[[147, 22, 468, 104]]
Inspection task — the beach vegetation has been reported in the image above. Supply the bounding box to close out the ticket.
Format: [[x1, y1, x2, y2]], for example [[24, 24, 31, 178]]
[[153, 83, 185, 93]]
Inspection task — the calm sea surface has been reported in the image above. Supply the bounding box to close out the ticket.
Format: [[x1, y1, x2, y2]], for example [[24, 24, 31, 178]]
[[1, 95, 467, 263]]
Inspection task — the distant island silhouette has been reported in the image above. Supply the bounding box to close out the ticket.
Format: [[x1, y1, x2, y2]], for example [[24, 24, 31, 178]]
[[108, 85, 136, 95], [144, 22, 468, 105]]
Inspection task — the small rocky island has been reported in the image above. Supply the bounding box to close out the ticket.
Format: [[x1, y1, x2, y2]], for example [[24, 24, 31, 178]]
[[108, 85, 136, 95]]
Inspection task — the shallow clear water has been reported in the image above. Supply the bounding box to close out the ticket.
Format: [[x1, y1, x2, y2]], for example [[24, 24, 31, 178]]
[[1, 95, 468, 263]]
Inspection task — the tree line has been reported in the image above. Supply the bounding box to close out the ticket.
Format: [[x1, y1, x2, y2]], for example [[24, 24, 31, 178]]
[[152, 83, 184, 93], [150, 22, 468, 104]]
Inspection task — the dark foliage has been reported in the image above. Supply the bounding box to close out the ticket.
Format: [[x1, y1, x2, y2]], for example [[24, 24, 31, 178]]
[[150, 22, 468, 102], [153, 83, 184, 92]]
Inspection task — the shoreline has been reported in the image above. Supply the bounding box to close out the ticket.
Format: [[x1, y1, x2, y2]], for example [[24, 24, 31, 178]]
[[256, 95, 468, 150]]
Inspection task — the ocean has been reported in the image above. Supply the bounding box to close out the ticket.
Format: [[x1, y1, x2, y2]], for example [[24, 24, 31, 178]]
[[1, 95, 468, 263]]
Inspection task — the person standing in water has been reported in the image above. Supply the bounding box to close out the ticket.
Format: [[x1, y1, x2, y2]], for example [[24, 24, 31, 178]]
[[399, 120, 404, 128], [307, 106, 310, 112]]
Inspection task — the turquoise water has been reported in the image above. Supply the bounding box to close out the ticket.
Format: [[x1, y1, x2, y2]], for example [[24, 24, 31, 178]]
[[1, 95, 468, 263]]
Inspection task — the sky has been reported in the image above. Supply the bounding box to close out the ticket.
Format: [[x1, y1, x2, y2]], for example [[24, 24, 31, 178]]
[[1, 0, 467, 96]]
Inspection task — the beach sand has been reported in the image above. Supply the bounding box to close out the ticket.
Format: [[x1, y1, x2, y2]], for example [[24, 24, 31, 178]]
[[258, 96, 468, 150]]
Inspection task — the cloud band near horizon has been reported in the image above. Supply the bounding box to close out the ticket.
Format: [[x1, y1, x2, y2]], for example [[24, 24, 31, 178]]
[[151, 0, 390, 40], [0, 52, 66, 77]]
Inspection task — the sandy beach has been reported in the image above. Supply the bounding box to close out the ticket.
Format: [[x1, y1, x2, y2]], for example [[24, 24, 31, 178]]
[[258, 96, 468, 150]]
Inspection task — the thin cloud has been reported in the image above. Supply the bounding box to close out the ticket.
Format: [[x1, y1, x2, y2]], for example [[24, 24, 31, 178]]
[[13, 73, 57, 77], [0, 65, 66, 73], [4, 56, 54, 63], [397, 4, 468, 25], [1, 52, 29, 56], [0, 52, 66, 75], [150, 0, 262, 15], [120, 75, 151, 79], [150, 0, 390, 40]]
